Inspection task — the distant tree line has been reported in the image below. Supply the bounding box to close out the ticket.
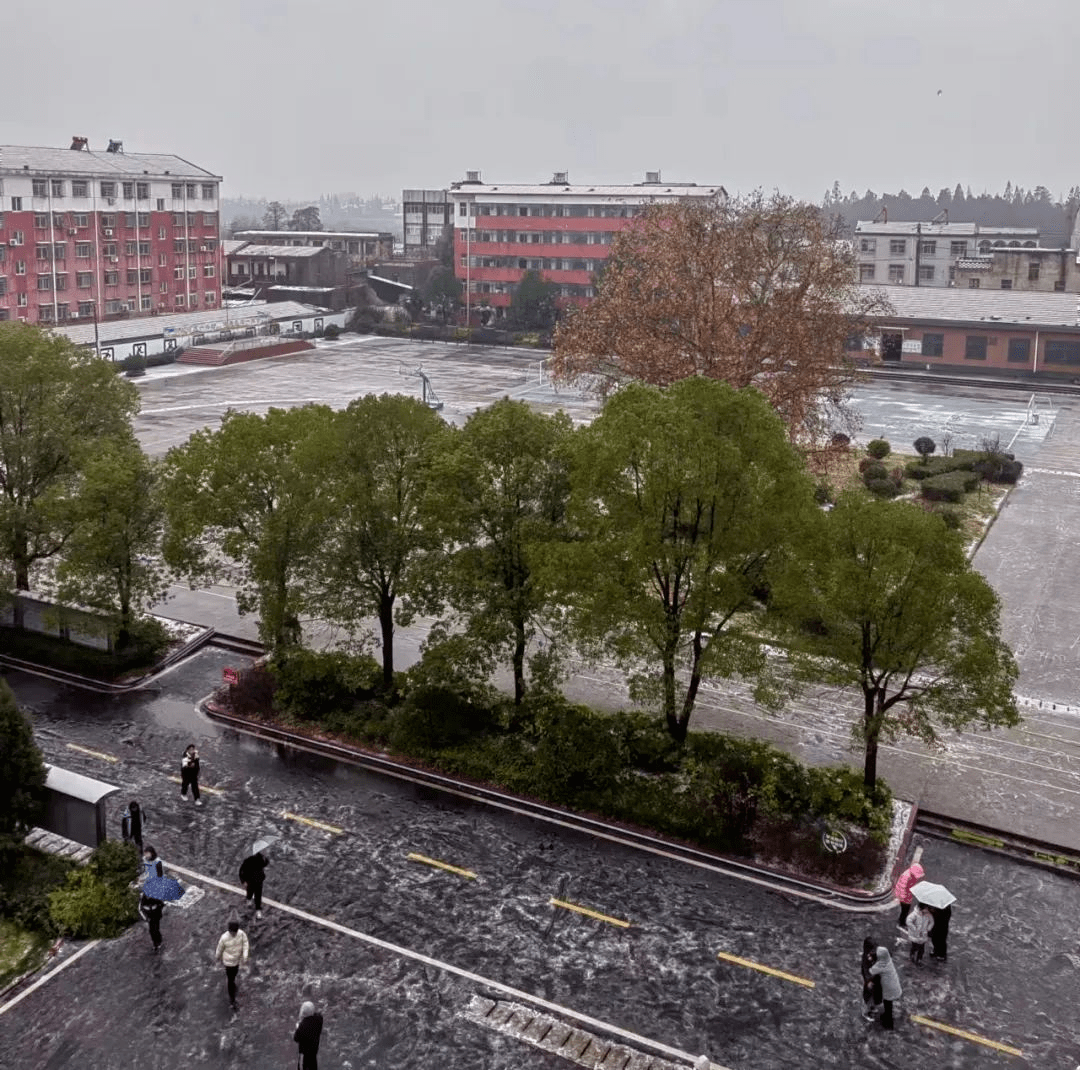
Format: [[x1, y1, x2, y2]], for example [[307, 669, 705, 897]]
[[822, 181, 1080, 243]]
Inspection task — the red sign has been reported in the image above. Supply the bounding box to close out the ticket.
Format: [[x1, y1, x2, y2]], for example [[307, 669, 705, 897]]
[[223, 667, 239, 685]]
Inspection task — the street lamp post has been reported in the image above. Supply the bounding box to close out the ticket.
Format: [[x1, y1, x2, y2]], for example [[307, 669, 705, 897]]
[[91, 299, 101, 359]]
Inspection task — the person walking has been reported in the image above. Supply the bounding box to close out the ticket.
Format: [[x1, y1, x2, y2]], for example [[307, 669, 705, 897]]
[[239, 850, 268, 920], [142, 845, 164, 881], [180, 744, 202, 806], [868, 946, 902, 1030], [293, 1000, 324, 1070], [893, 861, 924, 930], [121, 800, 146, 852], [214, 920, 249, 1010], [860, 937, 883, 1021], [929, 903, 952, 962], [906, 903, 933, 966], [139, 892, 164, 952]]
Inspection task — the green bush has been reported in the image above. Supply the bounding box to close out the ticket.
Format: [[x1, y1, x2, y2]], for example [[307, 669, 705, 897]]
[[936, 508, 962, 530], [0, 848, 76, 935], [48, 867, 138, 938], [913, 436, 936, 458], [0, 621, 169, 681], [89, 840, 140, 892], [866, 439, 891, 459], [390, 685, 499, 753], [857, 457, 881, 475], [610, 709, 682, 773], [323, 324, 341, 339], [921, 470, 978, 502], [813, 481, 834, 505], [528, 698, 627, 806], [271, 649, 382, 720], [805, 766, 892, 842], [865, 477, 899, 498]]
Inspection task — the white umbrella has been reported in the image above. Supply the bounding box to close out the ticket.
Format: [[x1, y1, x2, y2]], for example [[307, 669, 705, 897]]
[[910, 880, 956, 908], [249, 836, 278, 857]]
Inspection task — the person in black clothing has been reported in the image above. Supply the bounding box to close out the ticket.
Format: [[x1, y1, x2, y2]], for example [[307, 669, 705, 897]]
[[239, 851, 268, 918], [929, 903, 952, 961], [860, 937, 882, 1021], [122, 800, 145, 852], [294, 1001, 323, 1070], [180, 744, 202, 805], [139, 893, 164, 951]]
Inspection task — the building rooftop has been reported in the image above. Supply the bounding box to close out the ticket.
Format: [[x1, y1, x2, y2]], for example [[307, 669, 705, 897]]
[[234, 230, 390, 242], [229, 244, 326, 258], [448, 183, 726, 199], [0, 144, 219, 179], [864, 285, 1080, 328], [855, 221, 1039, 237]]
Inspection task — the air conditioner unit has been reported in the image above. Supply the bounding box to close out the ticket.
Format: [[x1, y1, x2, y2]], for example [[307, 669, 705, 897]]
[[110, 256, 119, 263], [106, 198, 115, 206], [199, 245, 208, 252], [8, 239, 18, 246], [103, 228, 114, 237], [68, 229, 78, 236]]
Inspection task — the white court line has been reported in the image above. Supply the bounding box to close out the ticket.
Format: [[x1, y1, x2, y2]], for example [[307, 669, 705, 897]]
[[0, 940, 101, 1017], [166, 863, 709, 1068]]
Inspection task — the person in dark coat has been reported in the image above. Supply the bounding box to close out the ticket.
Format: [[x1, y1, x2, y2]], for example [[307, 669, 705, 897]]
[[180, 744, 202, 805], [861, 937, 882, 1021], [239, 851, 268, 918], [139, 892, 164, 951], [929, 903, 952, 961], [293, 1001, 324, 1070], [122, 800, 145, 852]]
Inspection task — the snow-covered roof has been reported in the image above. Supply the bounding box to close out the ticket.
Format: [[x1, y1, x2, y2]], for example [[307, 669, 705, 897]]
[[862, 285, 1080, 329], [449, 183, 725, 200], [855, 221, 1039, 237], [228, 244, 325, 258], [0, 144, 219, 179]]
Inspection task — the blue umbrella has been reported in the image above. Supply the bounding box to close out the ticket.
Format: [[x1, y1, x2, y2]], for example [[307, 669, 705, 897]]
[[143, 875, 184, 902]]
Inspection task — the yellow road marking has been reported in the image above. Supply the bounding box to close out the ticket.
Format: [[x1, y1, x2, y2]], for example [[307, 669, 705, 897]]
[[282, 810, 344, 834], [549, 898, 631, 928], [716, 950, 815, 989], [911, 1016, 1023, 1056], [65, 742, 119, 764], [407, 853, 477, 879], [167, 775, 225, 796]]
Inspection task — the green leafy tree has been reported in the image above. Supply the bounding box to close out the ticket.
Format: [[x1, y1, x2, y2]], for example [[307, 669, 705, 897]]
[[312, 394, 450, 690], [160, 406, 335, 652], [560, 377, 816, 741], [422, 267, 462, 322], [772, 492, 1020, 789], [428, 399, 573, 705], [289, 206, 322, 232], [0, 679, 47, 857], [262, 201, 288, 230], [508, 269, 558, 330], [0, 323, 139, 599], [52, 434, 167, 650]]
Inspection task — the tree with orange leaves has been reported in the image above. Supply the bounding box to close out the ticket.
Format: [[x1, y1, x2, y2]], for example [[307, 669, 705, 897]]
[[550, 191, 890, 440]]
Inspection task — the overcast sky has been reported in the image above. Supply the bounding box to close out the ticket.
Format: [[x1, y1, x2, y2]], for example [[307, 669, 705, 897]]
[[3, 0, 1074, 204]]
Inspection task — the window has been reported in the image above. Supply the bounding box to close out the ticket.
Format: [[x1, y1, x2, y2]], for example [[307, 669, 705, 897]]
[[104, 271, 119, 285], [10, 197, 22, 211], [858, 238, 877, 254], [78, 301, 94, 317], [140, 295, 151, 310], [0, 279, 5, 296], [74, 213, 87, 227], [171, 183, 183, 199], [126, 242, 137, 255], [72, 181, 88, 198], [124, 213, 136, 228], [101, 181, 116, 199], [174, 240, 185, 254], [1029, 263, 1040, 281], [968, 277, 981, 289], [174, 266, 185, 279], [122, 182, 134, 199], [0, 310, 8, 321], [186, 184, 197, 198], [126, 269, 137, 285], [187, 212, 198, 227], [105, 300, 125, 314], [188, 266, 197, 278], [950, 240, 968, 256], [158, 227, 166, 240], [889, 239, 906, 255], [918, 265, 935, 281], [158, 253, 167, 266], [77, 272, 92, 288], [159, 281, 168, 293], [17, 292, 26, 306], [1054, 280, 1066, 292], [964, 336, 988, 360], [174, 294, 186, 306], [140, 269, 151, 284], [1007, 338, 1031, 363], [52, 243, 65, 260], [32, 179, 47, 197], [15, 260, 25, 275], [920, 240, 937, 256], [36, 275, 53, 291], [856, 263, 875, 282], [202, 212, 217, 227], [51, 179, 65, 197], [1000, 279, 1013, 289], [136, 182, 149, 200], [76, 243, 91, 257], [157, 198, 165, 211], [52, 212, 65, 227], [38, 307, 54, 323], [103, 244, 116, 257], [101, 213, 115, 228], [1044, 340, 1080, 365], [54, 274, 67, 291], [139, 241, 150, 255], [201, 184, 215, 199], [921, 333, 944, 357], [203, 264, 215, 277], [34, 213, 49, 229], [205, 290, 217, 305], [204, 238, 217, 251], [35, 244, 50, 261], [888, 264, 905, 283]]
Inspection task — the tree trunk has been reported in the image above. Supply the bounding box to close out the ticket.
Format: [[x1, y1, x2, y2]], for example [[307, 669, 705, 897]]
[[862, 687, 883, 790], [678, 629, 706, 740], [377, 589, 395, 692], [663, 644, 681, 740], [512, 614, 526, 706]]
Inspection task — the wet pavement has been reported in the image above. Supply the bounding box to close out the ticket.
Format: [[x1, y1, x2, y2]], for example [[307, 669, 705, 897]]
[[2, 654, 1080, 1069]]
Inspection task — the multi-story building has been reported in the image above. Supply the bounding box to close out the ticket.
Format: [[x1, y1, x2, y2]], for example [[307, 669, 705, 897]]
[[0, 138, 222, 325], [853, 221, 1044, 288], [225, 242, 360, 310], [448, 171, 726, 317], [232, 230, 394, 267], [402, 189, 451, 259]]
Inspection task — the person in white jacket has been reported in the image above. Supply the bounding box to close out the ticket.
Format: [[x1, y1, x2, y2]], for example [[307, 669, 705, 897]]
[[906, 903, 934, 966], [214, 920, 249, 1010], [868, 946, 902, 1030]]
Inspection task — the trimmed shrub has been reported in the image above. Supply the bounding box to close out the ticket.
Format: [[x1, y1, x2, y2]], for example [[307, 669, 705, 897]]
[[390, 684, 499, 753], [865, 477, 900, 498], [528, 699, 627, 806], [913, 436, 936, 458], [610, 709, 682, 773], [48, 867, 139, 938], [89, 840, 140, 892], [0, 848, 76, 936], [920, 470, 973, 502], [323, 324, 341, 339], [936, 508, 962, 530], [271, 649, 381, 720], [227, 663, 278, 719], [858, 458, 886, 476], [866, 439, 891, 459]]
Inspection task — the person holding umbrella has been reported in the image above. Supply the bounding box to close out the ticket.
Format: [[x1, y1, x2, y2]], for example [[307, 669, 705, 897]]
[[239, 841, 271, 920], [293, 1000, 324, 1070], [138, 892, 164, 952], [214, 919, 249, 1011], [910, 880, 957, 963]]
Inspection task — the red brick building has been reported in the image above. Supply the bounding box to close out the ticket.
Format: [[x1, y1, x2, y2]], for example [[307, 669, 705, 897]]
[[0, 139, 222, 326], [448, 171, 725, 319]]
